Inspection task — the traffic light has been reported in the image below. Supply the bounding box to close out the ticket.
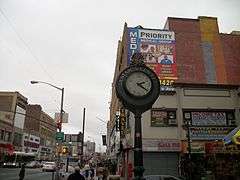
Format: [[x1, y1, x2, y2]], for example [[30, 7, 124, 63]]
[[62, 146, 68, 154], [57, 120, 62, 130]]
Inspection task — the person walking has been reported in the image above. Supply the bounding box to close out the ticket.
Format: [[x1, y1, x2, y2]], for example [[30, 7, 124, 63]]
[[19, 163, 26, 180], [67, 166, 85, 180]]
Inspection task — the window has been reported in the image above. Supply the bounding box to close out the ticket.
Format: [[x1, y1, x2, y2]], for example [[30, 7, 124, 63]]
[[35, 139, 39, 142], [0, 129, 4, 140], [4, 131, 11, 142], [151, 109, 177, 127]]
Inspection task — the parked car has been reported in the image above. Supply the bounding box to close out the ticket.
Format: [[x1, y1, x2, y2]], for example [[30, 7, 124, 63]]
[[144, 175, 183, 180], [42, 161, 56, 172], [26, 161, 41, 168]]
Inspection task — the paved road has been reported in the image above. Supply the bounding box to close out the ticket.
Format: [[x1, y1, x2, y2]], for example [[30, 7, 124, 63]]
[[0, 168, 54, 180]]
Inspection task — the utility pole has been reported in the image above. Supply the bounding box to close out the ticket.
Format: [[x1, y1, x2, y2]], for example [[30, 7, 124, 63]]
[[81, 108, 86, 166]]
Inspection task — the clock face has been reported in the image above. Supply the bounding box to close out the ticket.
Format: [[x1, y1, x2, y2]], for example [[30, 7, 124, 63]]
[[125, 72, 152, 97]]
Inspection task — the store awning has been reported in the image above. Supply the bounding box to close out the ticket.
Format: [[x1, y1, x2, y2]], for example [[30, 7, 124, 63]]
[[223, 126, 240, 145]]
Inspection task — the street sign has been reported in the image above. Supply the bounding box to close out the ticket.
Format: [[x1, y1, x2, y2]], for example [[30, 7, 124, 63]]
[[55, 113, 69, 123], [56, 132, 64, 141]]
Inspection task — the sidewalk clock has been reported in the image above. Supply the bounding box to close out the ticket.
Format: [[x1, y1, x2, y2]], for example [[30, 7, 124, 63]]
[[116, 53, 160, 114], [115, 53, 160, 180]]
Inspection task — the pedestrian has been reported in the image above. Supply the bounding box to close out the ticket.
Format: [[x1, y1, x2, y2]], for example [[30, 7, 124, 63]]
[[67, 166, 85, 180], [19, 163, 25, 180], [90, 167, 94, 180]]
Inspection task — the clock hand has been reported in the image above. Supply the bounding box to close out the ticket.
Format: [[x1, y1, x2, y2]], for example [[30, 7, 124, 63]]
[[137, 81, 146, 85], [136, 83, 148, 91]]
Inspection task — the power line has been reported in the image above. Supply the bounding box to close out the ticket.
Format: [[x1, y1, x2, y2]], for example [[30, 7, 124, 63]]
[[0, 7, 62, 112], [0, 7, 55, 81], [96, 116, 107, 124]]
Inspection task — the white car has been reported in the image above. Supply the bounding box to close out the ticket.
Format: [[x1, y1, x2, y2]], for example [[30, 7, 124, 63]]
[[26, 161, 41, 168], [144, 175, 183, 180], [42, 161, 56, 172]]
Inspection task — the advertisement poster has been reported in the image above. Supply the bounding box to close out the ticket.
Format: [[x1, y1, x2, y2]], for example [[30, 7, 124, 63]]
[[191, 112, 227, 126], [127, 28, 177, 91]]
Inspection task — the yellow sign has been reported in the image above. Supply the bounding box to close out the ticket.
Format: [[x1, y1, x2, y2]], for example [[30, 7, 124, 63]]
[[232, 130, 240, 145]]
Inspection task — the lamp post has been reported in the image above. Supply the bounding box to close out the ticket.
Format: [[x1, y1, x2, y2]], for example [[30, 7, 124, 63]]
[[66, 141, 72, 172], [30, 80, 64, 180]]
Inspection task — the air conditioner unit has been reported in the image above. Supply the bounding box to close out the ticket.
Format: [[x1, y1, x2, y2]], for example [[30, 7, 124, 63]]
[[169, 119, 177, 125]]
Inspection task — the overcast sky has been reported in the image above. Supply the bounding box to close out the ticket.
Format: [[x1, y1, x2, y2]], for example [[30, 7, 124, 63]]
[[0, 0, 239, 152]]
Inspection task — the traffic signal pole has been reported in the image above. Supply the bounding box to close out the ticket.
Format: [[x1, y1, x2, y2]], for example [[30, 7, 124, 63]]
[[56, 88, 64, 180]]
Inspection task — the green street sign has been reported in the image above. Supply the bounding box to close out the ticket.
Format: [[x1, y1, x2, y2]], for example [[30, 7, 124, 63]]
[[56, 132, 64, 141]]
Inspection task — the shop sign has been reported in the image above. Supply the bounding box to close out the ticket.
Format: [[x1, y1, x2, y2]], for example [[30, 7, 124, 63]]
[[151, 109, 177, 127], [119, 108, 126, 138], [143, 139, 181, 152], [205, 141, 240, 154], [190, 127, 233, 140], [191, 112, 227, 126], [182, 142, 205, 153]]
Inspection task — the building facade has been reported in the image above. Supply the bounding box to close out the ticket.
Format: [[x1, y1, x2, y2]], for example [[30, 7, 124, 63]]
[[108, 16, 240, 179], [0, 91, 28, 161], [24, 104, 56, 160], [39, 110, 57, 160]]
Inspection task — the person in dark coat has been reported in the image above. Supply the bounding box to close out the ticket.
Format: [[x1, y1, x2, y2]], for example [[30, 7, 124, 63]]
[[67, 167, 85, 180], [19, 163, 25, 180]]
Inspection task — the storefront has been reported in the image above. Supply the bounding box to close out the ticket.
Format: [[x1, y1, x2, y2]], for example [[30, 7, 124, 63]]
[[0, 143, 14, 164], [205, 141, 240, 180], [142, 139, 181, 176]]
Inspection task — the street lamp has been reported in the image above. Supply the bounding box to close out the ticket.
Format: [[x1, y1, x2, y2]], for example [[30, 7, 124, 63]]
[[30, 81, 64, 131], [30, 80, 64, 180]]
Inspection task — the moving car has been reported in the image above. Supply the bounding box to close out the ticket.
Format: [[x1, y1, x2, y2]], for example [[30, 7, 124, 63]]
[[26, 161, 41, 168], [144, 175, 183, 180], [3, 162, 19, 168], [42, 161, 56, 172]]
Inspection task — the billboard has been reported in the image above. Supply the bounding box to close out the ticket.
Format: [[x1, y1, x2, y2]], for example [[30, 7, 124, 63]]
[[127, 28, 177, 91], [14, 106, 26, 129]]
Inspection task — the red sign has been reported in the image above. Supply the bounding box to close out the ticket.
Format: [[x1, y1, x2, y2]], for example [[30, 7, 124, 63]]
[[143, 139, 181, 152]]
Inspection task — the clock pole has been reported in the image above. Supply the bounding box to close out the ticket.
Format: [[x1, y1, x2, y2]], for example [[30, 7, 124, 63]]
[[134, 110, 145, 180], [115, 53, 160, 180]]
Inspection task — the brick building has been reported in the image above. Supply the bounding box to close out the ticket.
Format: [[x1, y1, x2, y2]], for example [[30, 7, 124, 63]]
[[25, 105, 57, 160], [108, 16, 240, 179]]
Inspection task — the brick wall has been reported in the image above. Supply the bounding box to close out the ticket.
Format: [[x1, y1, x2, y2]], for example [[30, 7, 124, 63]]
[[168, 18, 206, 84], [167, 17, 240, 85], [25, 104, 41, 132], [221, 34, 240, 85]]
